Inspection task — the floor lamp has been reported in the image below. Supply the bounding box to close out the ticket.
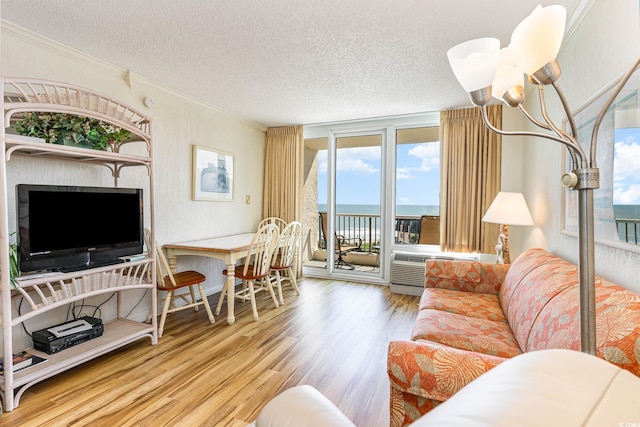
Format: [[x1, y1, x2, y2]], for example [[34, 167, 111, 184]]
[[482, 192, 534, 264], [446, 4, 640, 355]]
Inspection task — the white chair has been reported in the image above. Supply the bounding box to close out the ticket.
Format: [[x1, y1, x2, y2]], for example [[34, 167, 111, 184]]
[[268, 220, 302, 305], [144, 229, 215, 338], [258, 216, 287, 232], [216, 223, 280, 321]]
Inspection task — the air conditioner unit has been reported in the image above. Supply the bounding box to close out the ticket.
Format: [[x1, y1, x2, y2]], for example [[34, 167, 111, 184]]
[[390, 251, 475, 296]]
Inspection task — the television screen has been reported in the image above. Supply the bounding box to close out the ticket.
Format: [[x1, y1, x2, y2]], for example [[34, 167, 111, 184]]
[[17, 184, 144, 273]]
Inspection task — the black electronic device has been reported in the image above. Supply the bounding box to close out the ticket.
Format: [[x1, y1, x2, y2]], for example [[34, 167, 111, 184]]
[[32, 316, 104, 354], [16, 184, 144, 273]]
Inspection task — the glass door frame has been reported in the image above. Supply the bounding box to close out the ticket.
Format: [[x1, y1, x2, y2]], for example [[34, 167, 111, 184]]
[[303, 112, 440, 285], [311, 127, 387, 282]]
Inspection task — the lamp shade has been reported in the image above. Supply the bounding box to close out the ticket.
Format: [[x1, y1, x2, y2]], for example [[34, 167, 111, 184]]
[[492, 47, 524, 103], [509, 5, 566, 75], [483, 192, 534, 226], [447, 37, 500, 93]]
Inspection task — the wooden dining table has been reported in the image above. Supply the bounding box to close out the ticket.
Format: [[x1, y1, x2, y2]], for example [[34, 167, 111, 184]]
[[163, 232, 256, 325]]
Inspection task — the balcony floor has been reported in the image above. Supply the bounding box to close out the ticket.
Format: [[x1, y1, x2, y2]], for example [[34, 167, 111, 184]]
[[304, 258, 380, 273]]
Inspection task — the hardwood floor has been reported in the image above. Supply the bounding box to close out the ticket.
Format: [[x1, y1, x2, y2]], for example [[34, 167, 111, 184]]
[[1, 278, 419, 427]]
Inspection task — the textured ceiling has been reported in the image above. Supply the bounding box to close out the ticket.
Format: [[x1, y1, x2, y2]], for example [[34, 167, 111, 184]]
[[1, 0, 583, 127]]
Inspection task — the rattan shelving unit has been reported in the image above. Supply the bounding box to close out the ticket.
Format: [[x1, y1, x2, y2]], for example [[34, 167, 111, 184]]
[[0, 79, 158, 411]]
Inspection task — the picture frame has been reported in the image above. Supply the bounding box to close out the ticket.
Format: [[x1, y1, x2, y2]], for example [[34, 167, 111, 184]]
[[561, 70, 640, 253], [192, 145, 234, 201]]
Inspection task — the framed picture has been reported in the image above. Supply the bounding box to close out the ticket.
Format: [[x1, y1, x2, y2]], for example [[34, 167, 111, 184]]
[[192, 145, 234, 201], [561, 70, 640, 253]]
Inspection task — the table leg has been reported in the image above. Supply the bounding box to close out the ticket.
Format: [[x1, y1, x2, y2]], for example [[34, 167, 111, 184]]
[[225, 264, 236, 325]]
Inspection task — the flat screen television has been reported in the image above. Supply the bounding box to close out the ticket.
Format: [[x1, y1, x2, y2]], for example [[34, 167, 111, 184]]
[[17, 184, 144, 273]]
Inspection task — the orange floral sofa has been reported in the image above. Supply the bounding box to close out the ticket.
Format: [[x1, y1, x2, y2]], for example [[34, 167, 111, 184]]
[[387, 247, 640, 427]]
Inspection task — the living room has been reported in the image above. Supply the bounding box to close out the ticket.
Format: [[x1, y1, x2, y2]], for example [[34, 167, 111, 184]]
[[1, 0, 640, 425]]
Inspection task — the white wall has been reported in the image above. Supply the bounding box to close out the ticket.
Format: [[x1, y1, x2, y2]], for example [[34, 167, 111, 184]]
[[499, 107, 528, 259], [519, 0, 640, 292], [1, 23, 266, 347]]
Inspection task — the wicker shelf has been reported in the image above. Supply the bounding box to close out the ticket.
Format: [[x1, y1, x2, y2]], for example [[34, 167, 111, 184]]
[[3, 319, 155, 405], [10, 259, 154, 325], [0, 78, 157, 411], [5, 135, 151, 167]]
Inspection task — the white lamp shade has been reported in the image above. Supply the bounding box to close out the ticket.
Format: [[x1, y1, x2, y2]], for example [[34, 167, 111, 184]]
[[492, 47, 524, 102], [509, 5, 566, 75], [447, 37, 500, 93], [483, 192, 534, 226]]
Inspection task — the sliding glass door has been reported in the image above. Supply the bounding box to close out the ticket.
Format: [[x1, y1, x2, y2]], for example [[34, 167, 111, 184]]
[[301, 113, 440, 284], [302, 130, 384, 280]]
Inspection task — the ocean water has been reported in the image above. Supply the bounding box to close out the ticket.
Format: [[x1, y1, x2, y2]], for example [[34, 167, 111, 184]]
[[319, 203, 639, 244], [614, 205, 640, 220], [318, 204, 440, 216], [318, 204, 640, 220]]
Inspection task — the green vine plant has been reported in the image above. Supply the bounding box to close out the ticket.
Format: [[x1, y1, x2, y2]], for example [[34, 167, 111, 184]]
[[5, 232, 20, 289], [13, 112, 132, 151]]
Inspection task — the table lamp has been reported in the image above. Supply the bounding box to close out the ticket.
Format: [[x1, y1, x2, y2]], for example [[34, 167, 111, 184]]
[[482, 192, 534, 264]]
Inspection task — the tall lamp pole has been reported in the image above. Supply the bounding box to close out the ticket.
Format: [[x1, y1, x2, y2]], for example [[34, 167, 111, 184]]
[[447, 5, 640, 355]]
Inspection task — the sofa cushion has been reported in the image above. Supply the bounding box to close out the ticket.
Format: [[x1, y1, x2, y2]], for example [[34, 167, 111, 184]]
[[418, 288, 507, 322], [412, 309, 522, 358], [498, 248, 566, 316], [502, 259, 579, 349], [528, 278, 640, 375], [425, 259, 508, 294]]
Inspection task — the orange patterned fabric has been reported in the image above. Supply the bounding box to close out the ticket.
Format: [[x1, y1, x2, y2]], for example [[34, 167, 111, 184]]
[[498, 248, 565, 318], [387, 340, 506, 427], [389, 387, 439, 427], [424, 259, 509, 294], [412, 309, 522, 358], [504, 260, 579, 349], [528, 279, 640, 375], [418, 288, 507, 322], [388, 248, 640, 427]]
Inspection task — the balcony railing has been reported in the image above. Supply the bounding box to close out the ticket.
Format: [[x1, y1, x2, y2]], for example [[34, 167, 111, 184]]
[[318, 212, 434, 253], [320, 214, 640, 251], [616, 218, 640, 245]]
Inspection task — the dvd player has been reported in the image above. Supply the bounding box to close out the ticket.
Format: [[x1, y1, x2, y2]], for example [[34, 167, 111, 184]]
[[32, 316, 103, 354]]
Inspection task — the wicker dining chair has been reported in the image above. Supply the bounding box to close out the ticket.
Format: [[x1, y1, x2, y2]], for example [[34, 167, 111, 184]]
[[216, 223, 280, 321], [258, 216, 287, 232], [267, 220, 302, 305], [144, 229, 215, 338]]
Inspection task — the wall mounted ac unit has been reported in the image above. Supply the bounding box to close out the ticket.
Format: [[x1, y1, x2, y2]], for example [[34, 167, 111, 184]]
[[390, 251, 476, 296]]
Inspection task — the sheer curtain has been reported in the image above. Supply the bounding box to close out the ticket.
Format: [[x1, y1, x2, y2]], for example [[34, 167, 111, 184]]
[[440, 105, 502, 254], [262, 125, 303, 224]]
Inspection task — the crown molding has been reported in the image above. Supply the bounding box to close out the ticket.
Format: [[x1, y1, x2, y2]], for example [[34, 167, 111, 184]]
[[562, 0, 597, 48], [1, 21, 268, 132]]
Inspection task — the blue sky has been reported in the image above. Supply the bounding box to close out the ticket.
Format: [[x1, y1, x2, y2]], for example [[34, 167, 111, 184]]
[[614, 128, 640, 204], [317, 128, 640, 207], [317, 142, 441, 206]]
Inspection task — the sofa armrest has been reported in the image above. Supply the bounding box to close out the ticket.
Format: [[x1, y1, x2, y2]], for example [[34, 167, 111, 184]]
[[250, 385, 356, 427], [425, 259, 509, 294], [409, 349, 640, 427], [388, 340, 507, 402]]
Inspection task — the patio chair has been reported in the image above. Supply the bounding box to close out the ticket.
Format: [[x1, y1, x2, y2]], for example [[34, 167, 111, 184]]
[[418, 215, 440, 245], [319, 212, 362, 269]]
